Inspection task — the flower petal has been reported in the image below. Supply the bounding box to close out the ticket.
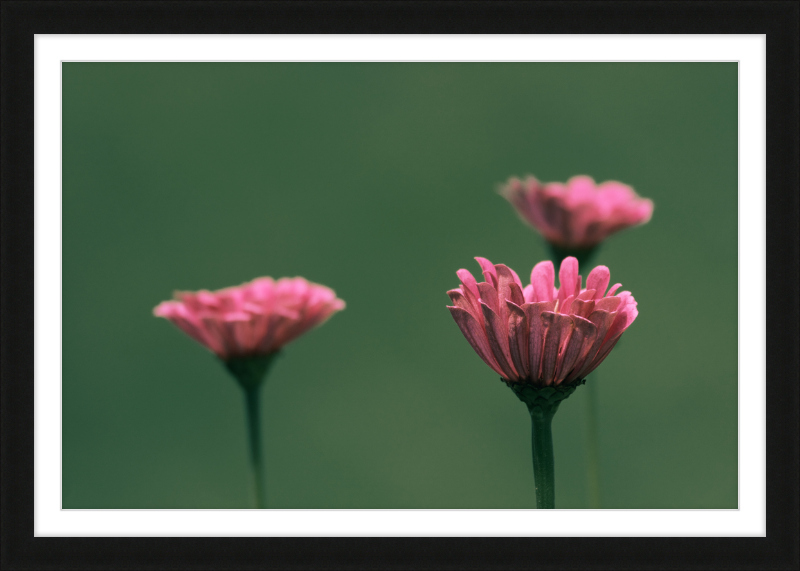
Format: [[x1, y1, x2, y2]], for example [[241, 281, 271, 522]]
[[500, 174, 652, 249], [557, 256, 580, 305], [477, 282, 499, 315], [447, 289, 477, 316], [573, 309, 616, 379], [448, 306, 505, 377], [475, 257, 498, 287], [559, 294, 575, 315], [531, 261, 556, 302], [582, 336, 622, 377], [522, 284, 535, 303], [586, 266, 611, 300], [481, 302, 518, 380], [602, 292, 639, 343], [523, 300, 557, 380], [557, 315, 597, 384], [539, 313, 575, 386], [594, 295, 622, 313], [506, 301, 530, 380], [158, 309, 221, 355], [570, 298, 595, 319], [200, 316, 237, 359], [496, 264, 524, 303], [507, 266, 524, 290], [456, 269, 482, 310], [156, 276, 344, 358]]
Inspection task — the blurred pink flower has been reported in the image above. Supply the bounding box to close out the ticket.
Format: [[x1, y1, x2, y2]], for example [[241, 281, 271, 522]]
[[499, 175, 653, 249], [447, 256, 638, 386], [154, 277, 345, 360]]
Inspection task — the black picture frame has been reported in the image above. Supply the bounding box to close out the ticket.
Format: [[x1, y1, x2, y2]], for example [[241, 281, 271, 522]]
[[2, 1, 798, 569]]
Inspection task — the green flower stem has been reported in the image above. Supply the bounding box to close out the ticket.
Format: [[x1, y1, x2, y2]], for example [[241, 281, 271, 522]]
[[506, 380, 583, 509], [243, 383, 266, 509], [584, 378, 602, 508], [548, 242, 602, 509], [529, 404, 556, 509], [548, 243, 597, 270], [223, 353, 278, 509]]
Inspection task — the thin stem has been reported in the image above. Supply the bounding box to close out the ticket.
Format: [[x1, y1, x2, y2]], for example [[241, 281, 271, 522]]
[[584, 378, 602, 508], [224, 354, 277, 509], [529, 405, 556, 509], [243, 384, 266, 509], [548, 243, 597, 270], [547, 242, 603, 509]]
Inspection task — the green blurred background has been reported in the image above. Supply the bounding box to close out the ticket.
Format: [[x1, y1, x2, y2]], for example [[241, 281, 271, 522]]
[[62, 63, 737, 509]]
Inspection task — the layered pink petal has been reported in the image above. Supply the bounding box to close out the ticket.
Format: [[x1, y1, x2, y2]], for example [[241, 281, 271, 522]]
[[200, 316, 238, 359], [602, 292, 639, 343], [155, 302, 222, 355], [531, 261, 556, 302], [456, 269, 481, 309], [522, 284, 535, 303], [154, 276, 345, 359], [495, 263, 524, 328], [481, 302, 518, 380], [586, 266, 611, 300], [476, 282, 499, 315], [581, 336, 622, 377], [506, 302, 530, 380], [523, 300, 557, 381], [507, 266, 524, 290], [573, 309, 617, 379], [539, 313, 575, 386], [570, 298, 595, 319], [496, 264, 525, 306], [498, 177, 533, 223], [454, 270, 485, 328], [448, 258, 637, 386], [557, 316, 597, 384], [447, 289, 474, 314], [448, 306, 504, 377], [557, 256, 580, 305], [499, 174, 653, 249], [475, 257, 498, 287], [594, 295, 622, 313], [558, 295, 575, 316]]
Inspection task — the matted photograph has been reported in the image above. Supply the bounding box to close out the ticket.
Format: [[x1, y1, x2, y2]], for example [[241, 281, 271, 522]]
[[60, 60, 737, 511]]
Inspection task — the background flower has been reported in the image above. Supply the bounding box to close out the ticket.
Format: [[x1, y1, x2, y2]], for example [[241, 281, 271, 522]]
[[154, 277, 345, 360], [448, 257, 638, 386], [500, 175, 653, 250]]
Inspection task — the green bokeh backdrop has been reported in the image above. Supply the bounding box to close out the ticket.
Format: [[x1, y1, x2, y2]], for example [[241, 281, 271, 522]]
[[62, 63, 737, 509]]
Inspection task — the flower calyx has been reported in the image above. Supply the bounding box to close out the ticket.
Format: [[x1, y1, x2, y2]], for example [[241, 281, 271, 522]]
[[503, 378, 586, 415], [223, 353, 279, 391]]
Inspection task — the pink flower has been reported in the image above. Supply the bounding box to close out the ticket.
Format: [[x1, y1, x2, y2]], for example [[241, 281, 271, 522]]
[[154, 277, 345, 360], [447, 257, 638, 386], [499, 175, 653, 249]]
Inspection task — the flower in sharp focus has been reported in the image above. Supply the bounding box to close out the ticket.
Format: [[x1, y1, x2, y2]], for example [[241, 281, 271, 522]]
[[154, 277, 345, 360], [499, 175, 653, 250], [447, 257, 638, 386]]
